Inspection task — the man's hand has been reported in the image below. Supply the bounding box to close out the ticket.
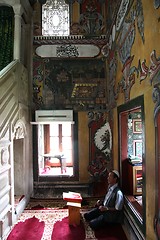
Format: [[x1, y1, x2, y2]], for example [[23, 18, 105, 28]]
[[95, 199, 102, 207], [99, 206, 108, 211]]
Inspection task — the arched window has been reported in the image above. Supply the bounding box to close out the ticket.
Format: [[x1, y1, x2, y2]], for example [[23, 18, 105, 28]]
[[42, 0, 70, 36]]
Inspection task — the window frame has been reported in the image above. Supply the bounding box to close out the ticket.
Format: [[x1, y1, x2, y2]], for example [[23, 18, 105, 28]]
[[33, 117, 79, 182]]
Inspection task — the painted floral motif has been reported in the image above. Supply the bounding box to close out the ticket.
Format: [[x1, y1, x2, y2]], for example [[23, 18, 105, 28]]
[[94, 122, 112, 155], [88, 152, 107, 179], [88, 120, 112, 180]]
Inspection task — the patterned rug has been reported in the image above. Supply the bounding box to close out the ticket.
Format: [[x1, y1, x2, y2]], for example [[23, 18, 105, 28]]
[[17, 209, 72, 240], [26, 197, 99, 210], [7, 208, 96, 240], [7, 199, 128, 240]]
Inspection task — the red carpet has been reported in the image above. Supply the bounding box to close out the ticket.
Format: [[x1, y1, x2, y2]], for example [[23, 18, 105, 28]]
[[7, 200, 128, 240], [7, 216, 45, 240], [51, 217, 85, 240]]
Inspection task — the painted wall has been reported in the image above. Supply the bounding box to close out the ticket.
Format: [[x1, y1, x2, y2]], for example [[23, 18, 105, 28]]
[[31, 1, 160, 238], [32, 1, 112, 188], [78, 112, 90, 182], [110, 1, 160, 239]]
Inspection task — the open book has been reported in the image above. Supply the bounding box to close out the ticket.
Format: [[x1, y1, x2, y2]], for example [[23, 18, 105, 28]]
[[63, 191, 82, 203]]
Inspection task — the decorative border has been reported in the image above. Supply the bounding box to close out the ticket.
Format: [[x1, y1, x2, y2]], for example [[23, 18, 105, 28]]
[[133, 140, 142, 157], [133, 119, 142, 133], [71, 83, 98, 98]]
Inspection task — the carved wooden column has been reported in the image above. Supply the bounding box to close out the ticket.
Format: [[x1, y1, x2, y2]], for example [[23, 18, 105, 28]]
[[13, 4, 23, 60]]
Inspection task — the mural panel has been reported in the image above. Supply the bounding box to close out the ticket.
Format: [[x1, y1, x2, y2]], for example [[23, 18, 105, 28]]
[[33, 57, 106, 110], [88, 112, 112, 182]]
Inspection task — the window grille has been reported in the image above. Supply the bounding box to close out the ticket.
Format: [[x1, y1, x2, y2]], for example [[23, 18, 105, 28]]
[[42, 0, 70, 36]]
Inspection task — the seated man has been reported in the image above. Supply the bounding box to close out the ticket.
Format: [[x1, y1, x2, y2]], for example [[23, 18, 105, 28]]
[[84, 170, 124, 229]]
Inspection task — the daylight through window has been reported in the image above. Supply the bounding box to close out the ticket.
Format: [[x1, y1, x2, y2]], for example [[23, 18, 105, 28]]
[[42, 0, 70, 36], [38, 123, 73, 176]]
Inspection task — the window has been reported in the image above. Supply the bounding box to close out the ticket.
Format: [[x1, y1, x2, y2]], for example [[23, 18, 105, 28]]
[[42, 0, 70, 36], [38, 123, 74, 176], [49, 123, 73, 163]]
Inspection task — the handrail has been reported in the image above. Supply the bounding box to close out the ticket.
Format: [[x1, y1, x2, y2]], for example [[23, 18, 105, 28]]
[[0, 60, 19, 79]]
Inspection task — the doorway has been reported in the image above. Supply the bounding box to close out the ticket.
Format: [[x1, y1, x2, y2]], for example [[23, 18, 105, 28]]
[[118, 95, 146, 236], [13, 120, 27, 212], [14, 138, 25, 205]]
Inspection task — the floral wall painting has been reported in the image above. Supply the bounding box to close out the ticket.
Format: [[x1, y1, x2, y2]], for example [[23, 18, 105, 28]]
[[108, 52, 117, 107], [136, 0, 145, 44], [87, 152, 108, 181], [116, 0, 145, 65], [138, 50, 160, 85], [94, 122, 112, 156], [115, 0, 129, 31], [33, 57, 106, 110], [80, 0, 104, 36], [105, 0, 119, 34], [88, 112, 112, 181], [114, 55, 139, 102], [149, 50, 160, 85], [33, 57, 44, 108], [138, 59, 149, 82], [106, 0, 145, 105], [117, 21, 135, 65], [133, 119, 142, 134]]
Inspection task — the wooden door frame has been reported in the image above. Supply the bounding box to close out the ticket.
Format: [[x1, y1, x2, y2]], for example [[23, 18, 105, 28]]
[[117, 95, 146, 236], [153, 84, 160, 238]]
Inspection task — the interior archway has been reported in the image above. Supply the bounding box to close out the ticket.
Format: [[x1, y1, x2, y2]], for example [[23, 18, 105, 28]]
[[13, 120, 26, 207]]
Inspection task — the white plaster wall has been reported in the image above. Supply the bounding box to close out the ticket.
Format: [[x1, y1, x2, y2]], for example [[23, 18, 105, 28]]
[[0, 1, 33, 239], [0, 61, 33, 239]]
